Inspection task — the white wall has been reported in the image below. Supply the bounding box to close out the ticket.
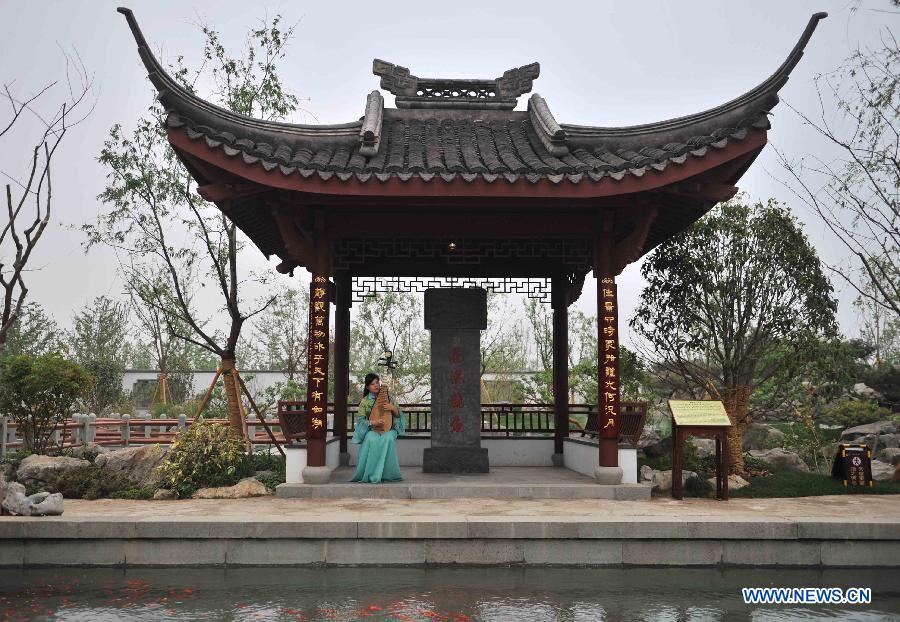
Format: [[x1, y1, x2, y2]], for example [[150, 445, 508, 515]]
[[563, 438, 638, 484], [346, 437, 556, 467]]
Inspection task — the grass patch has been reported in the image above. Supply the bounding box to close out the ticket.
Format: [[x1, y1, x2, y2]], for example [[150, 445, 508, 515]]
[[731, 469, 900, 498]]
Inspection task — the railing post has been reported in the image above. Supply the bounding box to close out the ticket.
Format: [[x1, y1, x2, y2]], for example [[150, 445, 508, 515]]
[[1, 416, 7, 458], [178, 414, 186, 431], [144, 413, 151, 438], [89, 414, 97, 443], [122, 414, 130, 447]]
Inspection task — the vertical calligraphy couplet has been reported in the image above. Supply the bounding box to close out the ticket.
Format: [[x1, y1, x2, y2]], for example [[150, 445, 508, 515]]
[[306, 275, 330, 443], [449, 336, 464, 434], [599, 277, 619, 440]]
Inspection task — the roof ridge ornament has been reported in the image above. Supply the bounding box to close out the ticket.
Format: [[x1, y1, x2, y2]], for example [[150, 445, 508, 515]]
[[372, 59, 540, 110]]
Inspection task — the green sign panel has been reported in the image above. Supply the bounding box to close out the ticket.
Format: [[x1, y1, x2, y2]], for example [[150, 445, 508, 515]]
[[669, 400, 732, 426]]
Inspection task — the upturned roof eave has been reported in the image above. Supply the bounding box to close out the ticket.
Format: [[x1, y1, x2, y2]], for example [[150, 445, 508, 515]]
[[560, 12, 828, 150]]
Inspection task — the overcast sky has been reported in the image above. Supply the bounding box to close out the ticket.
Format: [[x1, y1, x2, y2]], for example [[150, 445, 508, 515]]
[[0, 0, 895, 353]]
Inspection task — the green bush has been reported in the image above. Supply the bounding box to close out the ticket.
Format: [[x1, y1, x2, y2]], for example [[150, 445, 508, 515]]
[[255, 472, 284, 491], [820, 399, 894, 429], [0, 354, 93, 453], [47, 465, 133, 500], [156, 418, 248, 498], [684, 474, 713, 497]]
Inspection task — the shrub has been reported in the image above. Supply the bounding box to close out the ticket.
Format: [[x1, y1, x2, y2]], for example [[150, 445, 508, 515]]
[[0, 354, 94, 453], [255, 472, 284, 491], [156, 419, 248, 498], [819, 399, 894, 429], [48, 465, 133, 500], [684, 474, 713, 497]]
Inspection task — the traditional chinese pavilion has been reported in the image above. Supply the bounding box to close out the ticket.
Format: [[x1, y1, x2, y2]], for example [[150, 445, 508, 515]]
[[119, 8, 825, 484]]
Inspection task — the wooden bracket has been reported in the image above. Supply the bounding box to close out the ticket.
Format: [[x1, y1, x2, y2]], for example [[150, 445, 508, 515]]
[[612, 204, 658, 274]]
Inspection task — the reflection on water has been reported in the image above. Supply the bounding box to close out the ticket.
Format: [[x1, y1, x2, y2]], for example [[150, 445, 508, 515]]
[[0, 567, 898, 621]]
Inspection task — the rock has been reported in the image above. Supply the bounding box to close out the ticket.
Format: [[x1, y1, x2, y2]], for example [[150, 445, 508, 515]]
[[95, 446, 167, 488], [707, 474, 750, 491], [871, 460, 895, 482], [893, 463, 900, 483], [193, 477, 270, 499], [878, 447, 900, 466], [1, 482, 63, 516], [642, 468, 696, 493], [819, 442, 839, 463], [841, 420, 899, 441], [851, 383, 884, 401], [689, 437, 716, 458], [66, 443, 109, 460], [16, 455, 89, 486], [747, 448, 809, 472], [879, 434, 899, 449], [0, 471, 7, 511], [152, 489, 177, 500], [639, 429, 670, 458], [639, 464, 655, 482], [742, 423, 785, 452], [29, 492, 63, 516]]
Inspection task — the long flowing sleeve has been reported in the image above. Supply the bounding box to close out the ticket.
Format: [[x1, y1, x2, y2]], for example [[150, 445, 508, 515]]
[[351, 398, 372, 445], [391, 397, 405, 436]]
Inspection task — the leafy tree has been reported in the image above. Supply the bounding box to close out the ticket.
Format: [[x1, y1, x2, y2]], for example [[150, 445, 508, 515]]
[[350, 292, 430, 402], [69, 296, 130, 415], [0, 51, 94, 353], [778, 31, 899, 320], [0, 354, 93, 453], [1, 302, 62, 357], [85, 15, 298, 436], [523, 297, 647, 404], [631, 197, 838, 473], [250, 286, 309, 380]]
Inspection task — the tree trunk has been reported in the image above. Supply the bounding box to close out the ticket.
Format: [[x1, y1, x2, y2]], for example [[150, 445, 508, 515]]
[[723, 385, 751, 474], [219, 357, 244, 438]]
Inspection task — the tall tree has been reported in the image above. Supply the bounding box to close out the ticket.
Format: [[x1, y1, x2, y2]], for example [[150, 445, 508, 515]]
[[85, 15, 298, 436], [69, 296, 130, 415], [350, 291, 430, 402], [778, 31, 899, 319], [631, 197, 838, 473], [1, 51, 93, 352], [1, 302, 62, 357], [251, 286, 310, 380]]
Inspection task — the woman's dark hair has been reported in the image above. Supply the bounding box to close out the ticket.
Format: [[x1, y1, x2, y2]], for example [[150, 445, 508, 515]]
[[362, 373, 380, 398]]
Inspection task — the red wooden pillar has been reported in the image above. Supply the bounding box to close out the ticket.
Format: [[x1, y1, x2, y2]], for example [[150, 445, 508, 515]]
[[306, 274, 330, 467], [333, 271, 351, 462], [551, 274, 569, 459], [597, 276, 620, 467]]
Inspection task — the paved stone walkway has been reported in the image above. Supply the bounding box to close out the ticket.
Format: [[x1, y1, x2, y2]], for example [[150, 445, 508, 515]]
[[12, 493, 899, 523]]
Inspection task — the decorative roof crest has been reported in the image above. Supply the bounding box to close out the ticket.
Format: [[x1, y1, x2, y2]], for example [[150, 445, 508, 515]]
[[372, 59, 540, 110]]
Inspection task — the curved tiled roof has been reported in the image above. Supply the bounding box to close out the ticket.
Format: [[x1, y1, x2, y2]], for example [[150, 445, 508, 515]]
[[118, 8, 826, 189]]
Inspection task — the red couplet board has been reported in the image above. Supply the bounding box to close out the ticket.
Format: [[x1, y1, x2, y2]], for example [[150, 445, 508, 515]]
[[599, 277, 620, 440], [306, 275, 330, 443]]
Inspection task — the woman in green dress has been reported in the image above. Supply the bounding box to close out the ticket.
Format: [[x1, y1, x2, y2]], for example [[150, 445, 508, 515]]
[[350, 373, 405, 483]]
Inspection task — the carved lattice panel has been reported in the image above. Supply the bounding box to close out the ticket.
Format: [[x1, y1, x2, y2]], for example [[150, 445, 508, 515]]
[[351, 276, 553, 304]]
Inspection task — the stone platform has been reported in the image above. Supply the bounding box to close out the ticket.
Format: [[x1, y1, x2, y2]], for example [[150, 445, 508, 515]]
[[1, 494, 898, 568], [277, 466, 650, 500]]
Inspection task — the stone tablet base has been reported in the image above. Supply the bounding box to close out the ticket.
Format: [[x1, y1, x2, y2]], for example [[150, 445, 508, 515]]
[[423, 447, 489, 473]]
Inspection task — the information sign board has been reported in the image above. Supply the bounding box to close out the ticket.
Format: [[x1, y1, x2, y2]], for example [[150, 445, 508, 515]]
[[668, 400, 732, 427]]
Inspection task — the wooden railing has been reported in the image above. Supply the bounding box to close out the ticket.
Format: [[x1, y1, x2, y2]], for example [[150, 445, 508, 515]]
[[0, 402, 647, 456]]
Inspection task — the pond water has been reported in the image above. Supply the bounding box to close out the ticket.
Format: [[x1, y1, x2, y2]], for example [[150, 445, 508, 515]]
[[0, 567, 898, 621]]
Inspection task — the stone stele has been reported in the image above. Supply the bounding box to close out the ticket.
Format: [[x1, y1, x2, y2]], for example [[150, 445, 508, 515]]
[[423, 288, 489, 473]]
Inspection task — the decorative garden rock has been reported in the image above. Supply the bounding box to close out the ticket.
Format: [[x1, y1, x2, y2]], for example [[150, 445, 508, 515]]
[[638, 430, 669, 458], [871, 460, 895, 482], [192, 477, 269, 499], [95, 445, 167, 488], [688, 438, 716, 458], [16, 455, 89, 487], [66, 443, 110, 459], [741, 423, 785, 452], [878, 447, 900, 466], [2, 481, 64, 516], [747, 448, 809, 472], [840, 420, 899, 441], [640, 467, 696, 492], [707, 474, 750, 490], [152, 489, 177, 500], [879, 434, 899, 449]]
